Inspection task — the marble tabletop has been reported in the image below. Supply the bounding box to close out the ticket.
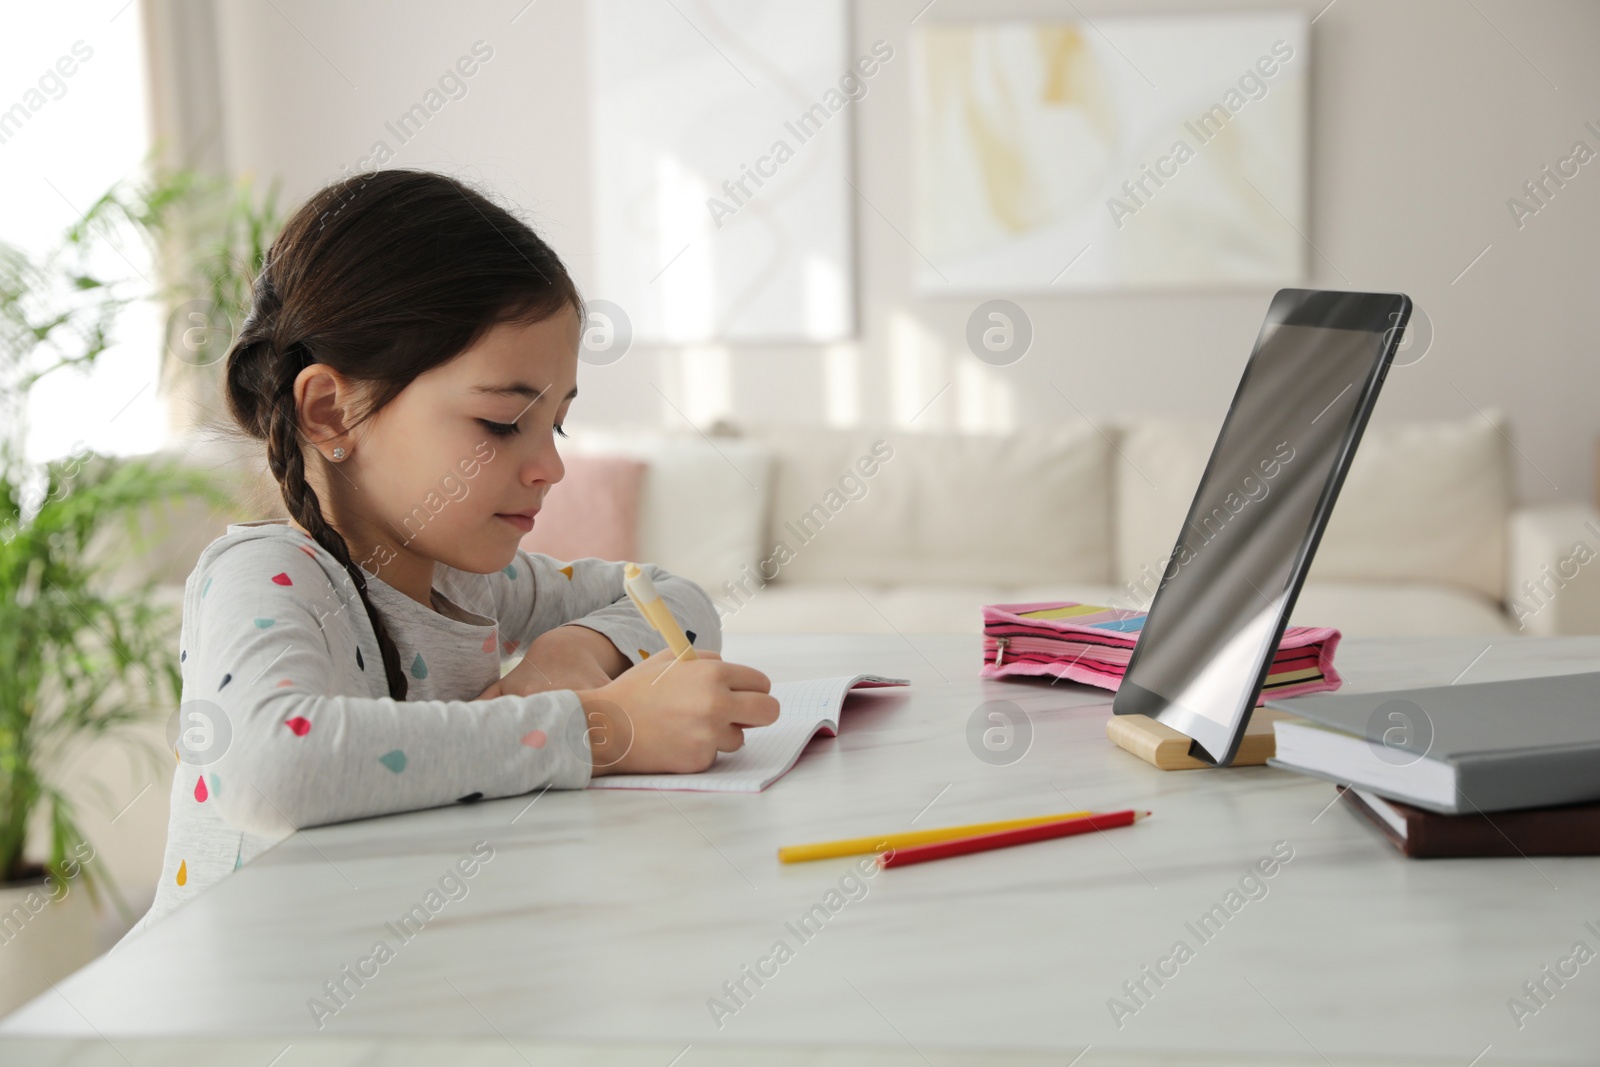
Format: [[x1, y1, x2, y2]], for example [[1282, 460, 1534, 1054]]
[[5, 632, 1600, 1066]]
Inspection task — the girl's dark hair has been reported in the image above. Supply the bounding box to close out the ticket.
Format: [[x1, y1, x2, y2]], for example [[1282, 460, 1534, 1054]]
[[223, 169, 581, 700]]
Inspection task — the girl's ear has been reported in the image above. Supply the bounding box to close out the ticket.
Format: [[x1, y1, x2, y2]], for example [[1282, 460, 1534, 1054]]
[[294, 363, 360, 460]]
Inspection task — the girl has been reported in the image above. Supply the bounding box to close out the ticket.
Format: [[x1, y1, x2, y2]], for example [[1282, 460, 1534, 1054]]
[[122, 170, 778, 943]]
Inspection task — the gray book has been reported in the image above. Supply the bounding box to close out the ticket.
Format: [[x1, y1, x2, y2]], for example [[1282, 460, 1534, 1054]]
[[1264, 671, 1600, 814]]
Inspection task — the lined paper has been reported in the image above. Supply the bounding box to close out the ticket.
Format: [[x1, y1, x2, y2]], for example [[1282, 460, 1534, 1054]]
[[589, 673, 909, 792]]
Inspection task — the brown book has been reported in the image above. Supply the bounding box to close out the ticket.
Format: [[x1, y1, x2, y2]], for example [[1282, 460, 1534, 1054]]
[[1338, 785, 1600, 858]]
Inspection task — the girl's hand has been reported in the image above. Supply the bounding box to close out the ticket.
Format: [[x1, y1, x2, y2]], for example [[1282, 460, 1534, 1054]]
[[478, 625, 629, 700], [577, 651, 780, 776]]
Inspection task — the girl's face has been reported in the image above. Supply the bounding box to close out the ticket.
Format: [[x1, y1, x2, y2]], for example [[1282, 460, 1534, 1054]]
[[343, 304, 581, 578]]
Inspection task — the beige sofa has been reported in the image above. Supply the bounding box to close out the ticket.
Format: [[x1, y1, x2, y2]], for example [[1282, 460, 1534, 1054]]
[[557, 414, 1600, 639], [120, 413, 1600, 641]]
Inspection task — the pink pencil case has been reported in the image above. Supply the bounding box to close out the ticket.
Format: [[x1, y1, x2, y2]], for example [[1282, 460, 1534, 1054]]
[[980, 601, 1343, 705]]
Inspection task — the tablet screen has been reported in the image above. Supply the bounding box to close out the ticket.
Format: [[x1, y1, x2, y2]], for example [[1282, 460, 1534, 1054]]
[[1113, 291, 1407, 764]]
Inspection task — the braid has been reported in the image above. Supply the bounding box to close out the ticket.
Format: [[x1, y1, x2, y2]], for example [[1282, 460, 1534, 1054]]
[[262, 343, 410, 701]]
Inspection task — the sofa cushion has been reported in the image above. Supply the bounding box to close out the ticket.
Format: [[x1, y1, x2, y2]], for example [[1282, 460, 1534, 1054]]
[[745, 425, 1113, 588], [1114, 414, 1512, 601], [519, 454, 645, 563], [561, 425, 773, 594]]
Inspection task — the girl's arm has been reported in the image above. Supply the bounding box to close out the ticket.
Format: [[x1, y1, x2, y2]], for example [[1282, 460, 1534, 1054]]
[[196, 544, 594, 836], [476, 624, 626, 699], [474, 551, 724, 669]]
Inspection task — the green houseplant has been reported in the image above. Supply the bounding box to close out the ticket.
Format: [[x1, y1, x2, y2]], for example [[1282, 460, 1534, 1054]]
[[0, 168, 276, 930]]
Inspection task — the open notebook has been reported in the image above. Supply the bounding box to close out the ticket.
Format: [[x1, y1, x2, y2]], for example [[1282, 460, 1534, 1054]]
[[588, 673, 909, 792]]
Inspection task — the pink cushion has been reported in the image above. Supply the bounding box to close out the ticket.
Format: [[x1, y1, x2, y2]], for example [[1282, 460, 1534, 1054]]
[[519, 455, 646, 562]]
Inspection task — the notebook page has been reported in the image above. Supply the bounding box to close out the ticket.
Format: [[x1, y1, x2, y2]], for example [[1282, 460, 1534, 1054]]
[[589, 674, 908, 793]]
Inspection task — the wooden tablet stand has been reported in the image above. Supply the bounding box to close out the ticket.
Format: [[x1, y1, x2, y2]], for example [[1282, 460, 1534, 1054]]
[[1106, 707, 1293, 770]]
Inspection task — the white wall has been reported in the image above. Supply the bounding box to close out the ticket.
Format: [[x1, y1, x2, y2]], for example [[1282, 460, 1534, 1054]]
[[206, 0, 1600, 505]]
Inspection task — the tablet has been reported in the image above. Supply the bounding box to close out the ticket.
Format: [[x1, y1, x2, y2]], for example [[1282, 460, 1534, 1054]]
[[1111, 289, 1412, 766]]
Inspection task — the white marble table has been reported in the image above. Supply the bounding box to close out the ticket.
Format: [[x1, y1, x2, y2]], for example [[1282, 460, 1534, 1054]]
[[5, 633, 1600, 1066]]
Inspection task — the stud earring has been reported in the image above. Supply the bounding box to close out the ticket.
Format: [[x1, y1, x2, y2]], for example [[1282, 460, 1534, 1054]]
[[332, 447, 346, 460]]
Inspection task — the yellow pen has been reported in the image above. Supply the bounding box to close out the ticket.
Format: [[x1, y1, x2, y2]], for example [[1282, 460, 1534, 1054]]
[[778, 810, 1095, 863], [623, 562, 698, 661]]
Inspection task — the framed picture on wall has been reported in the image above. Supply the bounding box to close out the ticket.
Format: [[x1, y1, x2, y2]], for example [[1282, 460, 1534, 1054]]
[[911, 12, 1309, 293]]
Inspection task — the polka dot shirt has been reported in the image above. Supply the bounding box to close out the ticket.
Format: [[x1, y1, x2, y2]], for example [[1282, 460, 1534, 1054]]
[[117, 519, 719, 946]]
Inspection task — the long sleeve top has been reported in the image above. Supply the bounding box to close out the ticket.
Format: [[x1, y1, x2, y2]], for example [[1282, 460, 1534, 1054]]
[[116, 518, 720, 947]]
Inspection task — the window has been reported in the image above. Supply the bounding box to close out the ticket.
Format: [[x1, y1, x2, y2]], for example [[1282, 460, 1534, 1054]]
[[2, 2, 164, 464]]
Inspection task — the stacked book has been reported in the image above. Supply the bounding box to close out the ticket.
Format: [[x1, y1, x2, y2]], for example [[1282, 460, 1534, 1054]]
[[980, 601, 1343, 703], [1266, 672, 1600, 857]]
